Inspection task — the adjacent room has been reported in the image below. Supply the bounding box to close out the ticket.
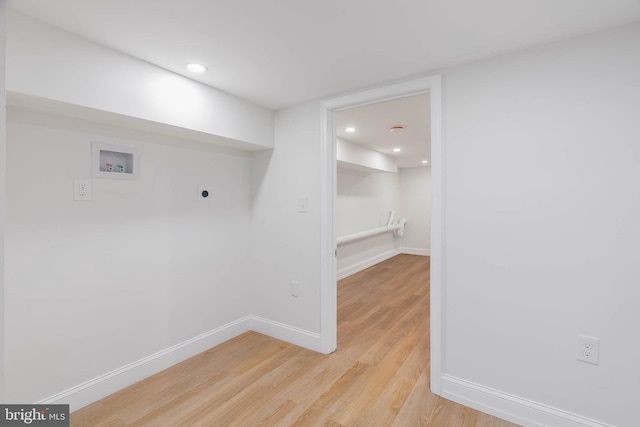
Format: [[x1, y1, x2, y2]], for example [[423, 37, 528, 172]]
[[335, 93, 432, 278]]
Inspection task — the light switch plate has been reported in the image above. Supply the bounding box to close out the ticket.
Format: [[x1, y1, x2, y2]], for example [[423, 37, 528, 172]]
[[298, 197, 308, 213], [291, 281, 300, 297]]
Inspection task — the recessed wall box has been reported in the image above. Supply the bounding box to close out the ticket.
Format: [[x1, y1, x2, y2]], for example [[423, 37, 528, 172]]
[[92, 142, 139, 180]]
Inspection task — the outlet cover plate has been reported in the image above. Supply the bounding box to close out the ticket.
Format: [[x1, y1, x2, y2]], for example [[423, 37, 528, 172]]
[[577, 334, 599, 365], [74, 179, 92, 201]]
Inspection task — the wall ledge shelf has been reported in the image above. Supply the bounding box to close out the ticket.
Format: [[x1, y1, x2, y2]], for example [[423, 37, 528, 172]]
[[7, 91, 273, 152], [337, 159, 396, 174], [336, 138, 397, 173]]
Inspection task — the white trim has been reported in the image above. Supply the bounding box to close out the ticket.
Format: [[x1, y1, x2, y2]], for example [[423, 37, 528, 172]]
[[320, 74, 444, 392], [250, 316, 323, 352], [321, 77, 438, 112], [427, 75, 444, 394], [319, 101, 337, 354], [36, 315, 324, 412], [336, 249, 400, 280], [400, 247, 430, 256], [441, 375, 616, 427], [37, 316, 252, 412]]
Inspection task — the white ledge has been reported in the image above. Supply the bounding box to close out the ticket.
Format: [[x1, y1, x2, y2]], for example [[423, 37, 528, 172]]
[[8, 92, 271, 152]]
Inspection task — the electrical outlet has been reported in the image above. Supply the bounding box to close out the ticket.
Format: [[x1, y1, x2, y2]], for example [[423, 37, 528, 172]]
[[74, 179, 92, 201], [577, 334, 599, 365]]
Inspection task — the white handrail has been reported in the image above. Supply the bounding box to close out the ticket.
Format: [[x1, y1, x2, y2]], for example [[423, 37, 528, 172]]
[[337, 210, 407, 246]]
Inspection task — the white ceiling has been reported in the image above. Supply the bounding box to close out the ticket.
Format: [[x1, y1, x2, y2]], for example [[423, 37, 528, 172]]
[[10, 0, 640, 109], [336, 94, 430, 169]]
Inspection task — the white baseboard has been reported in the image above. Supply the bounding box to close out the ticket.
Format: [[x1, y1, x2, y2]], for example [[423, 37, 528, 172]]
[[36, 315, 324, 412], [441, 375, 616, 427], [37, 316, 252, 412], [400, 247, 430, 256], [336, 248, 400, 280], [250, 315, 323, 353]]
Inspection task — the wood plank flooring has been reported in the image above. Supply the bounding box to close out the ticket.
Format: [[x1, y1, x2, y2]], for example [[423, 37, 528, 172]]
[[71, 254, 519, 426]]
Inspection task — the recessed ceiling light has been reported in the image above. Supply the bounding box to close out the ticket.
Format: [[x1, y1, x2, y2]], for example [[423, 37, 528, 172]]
[[393, 148, 401, 152], [186, 63, 207, 73], [390, 126, 405, 133], [345, 127, 356, 133], [422, 160, 429, 164]]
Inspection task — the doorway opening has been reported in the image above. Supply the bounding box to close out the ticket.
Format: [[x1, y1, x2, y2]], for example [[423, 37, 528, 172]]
[[334, 93, 431, 277], [319, 75, 443, 393]]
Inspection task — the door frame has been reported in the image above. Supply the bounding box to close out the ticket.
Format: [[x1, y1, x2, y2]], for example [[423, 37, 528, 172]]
[[319, 74, 444, 394]]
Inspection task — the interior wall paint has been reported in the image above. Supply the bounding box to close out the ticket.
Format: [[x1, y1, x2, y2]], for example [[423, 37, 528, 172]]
[[399, 167, 431, 254], [442, 22, 640, 427], [4, 109, 253, 404], [0, 0, 7, 403], [336, 167, 400, 272], [336, 138, 397, 173], [6, 11, 274, 149], [336, 166, 432, 277], [249, 101, 322, 342]]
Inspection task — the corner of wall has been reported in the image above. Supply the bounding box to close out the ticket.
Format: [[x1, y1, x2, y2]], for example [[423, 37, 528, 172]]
[[38, 317, 252, 412]]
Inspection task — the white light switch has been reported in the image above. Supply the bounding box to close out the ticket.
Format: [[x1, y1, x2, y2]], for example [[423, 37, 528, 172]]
[[291, 281, 300, 297], [298, 197, 308, 213]]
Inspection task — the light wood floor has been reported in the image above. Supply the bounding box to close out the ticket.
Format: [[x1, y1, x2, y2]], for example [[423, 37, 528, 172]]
[[71, 254, 518, 426]]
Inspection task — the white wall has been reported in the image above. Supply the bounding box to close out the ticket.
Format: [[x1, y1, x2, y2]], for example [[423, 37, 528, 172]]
[[442, 22, 640, 427], [7, 11, 274, 150], [0, 0, 7, 403], [249, 102, 323, 345], [2, 11, 280, 407], [399, 167, 431, 255], [258, 21, 640, 427], [336, 168, 400, 276], [335, 166, 431, 277], [337, 138, 397, 173], [4, 108, 253, 404]]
